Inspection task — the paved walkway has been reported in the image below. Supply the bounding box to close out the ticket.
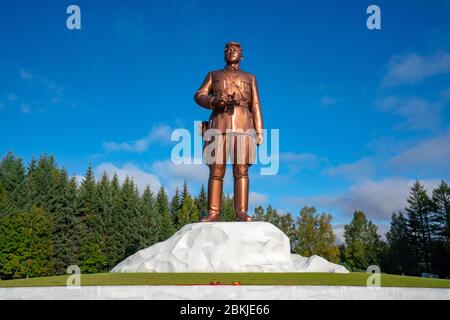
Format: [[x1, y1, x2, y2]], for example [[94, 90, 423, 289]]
[[1, 285, 449, 300]]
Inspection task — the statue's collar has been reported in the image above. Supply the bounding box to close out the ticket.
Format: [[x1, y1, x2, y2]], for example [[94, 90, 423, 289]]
[[224, 64, 240, 71]]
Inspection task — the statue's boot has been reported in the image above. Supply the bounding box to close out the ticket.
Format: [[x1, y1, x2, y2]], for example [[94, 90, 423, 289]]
[[234, 177, 252, 222], [201, 178, 222, 222]]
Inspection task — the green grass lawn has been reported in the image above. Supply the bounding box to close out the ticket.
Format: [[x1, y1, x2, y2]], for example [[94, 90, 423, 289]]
[[1, 272, 450, 288]]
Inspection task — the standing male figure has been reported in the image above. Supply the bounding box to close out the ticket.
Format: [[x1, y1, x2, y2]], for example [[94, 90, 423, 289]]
[[194, 42, 264, 222]]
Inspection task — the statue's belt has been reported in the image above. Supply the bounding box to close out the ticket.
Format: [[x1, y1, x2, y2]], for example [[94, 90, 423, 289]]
[[230, 102, 250, 108], [212, 103, 252, 114], [212, 98, 250, 107], [205, 131, 257, 137]]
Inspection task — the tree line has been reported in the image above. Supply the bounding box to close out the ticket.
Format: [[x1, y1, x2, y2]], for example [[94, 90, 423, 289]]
[[253, 181, 449, 277], [0, 151, 449, 279]]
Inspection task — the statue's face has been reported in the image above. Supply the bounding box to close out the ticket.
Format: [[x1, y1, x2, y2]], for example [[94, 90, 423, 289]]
[[225, 46, 242, 64]]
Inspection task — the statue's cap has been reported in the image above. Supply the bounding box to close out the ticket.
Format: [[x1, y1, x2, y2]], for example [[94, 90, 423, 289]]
[[225, 41, 242, 50]]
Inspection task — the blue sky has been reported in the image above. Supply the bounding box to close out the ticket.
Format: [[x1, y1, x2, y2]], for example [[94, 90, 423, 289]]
[[1, 0, 449, 239]]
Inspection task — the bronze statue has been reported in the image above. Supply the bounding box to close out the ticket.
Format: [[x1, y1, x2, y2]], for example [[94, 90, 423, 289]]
[[194, 42, 264, 222]]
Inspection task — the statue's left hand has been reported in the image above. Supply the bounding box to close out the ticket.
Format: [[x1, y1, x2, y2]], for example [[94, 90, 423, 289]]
[[256, 132, 264, 145]]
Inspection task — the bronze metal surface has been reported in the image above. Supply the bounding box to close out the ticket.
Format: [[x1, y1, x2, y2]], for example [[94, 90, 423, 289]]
[[195, 42, 263, 222]]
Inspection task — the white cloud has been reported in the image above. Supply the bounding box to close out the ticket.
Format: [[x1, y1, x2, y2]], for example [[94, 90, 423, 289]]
[[283, 178, 442, 221], [383, 51, 450, 87], [440, 87, 450, 101], [324, 157, 375, 181], [249, 191, 268, 208], [19, 69, 63, 95], [388, 129, 450, 173], [20, 69, 32, 80], [12, 69, 71, 114], [365, 135, 407, 155], [316, 129, 449, 183], [103, 124, 172, 153], [7, 93, 18, 101], [375, 96, 443, 131], [280, 152, 328, 173], [332, 224, 346, 245], [320, 96, 337, 106], [281, 152, 322, 163], [74, 175, 85, 186], [20, 104, 30, 114], [152, 158, 208, 183], [95, 162, 161, 194]]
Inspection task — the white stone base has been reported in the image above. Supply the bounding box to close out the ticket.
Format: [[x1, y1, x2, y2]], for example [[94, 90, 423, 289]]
[[1, 285, 449, 300], [112, 222, 349, 273]]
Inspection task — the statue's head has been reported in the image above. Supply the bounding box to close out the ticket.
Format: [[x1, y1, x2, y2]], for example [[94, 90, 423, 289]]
[[224, 41, 243, 64]]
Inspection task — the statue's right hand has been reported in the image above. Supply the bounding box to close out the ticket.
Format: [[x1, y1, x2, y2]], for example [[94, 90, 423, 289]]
[[211, 95, 226, 110]]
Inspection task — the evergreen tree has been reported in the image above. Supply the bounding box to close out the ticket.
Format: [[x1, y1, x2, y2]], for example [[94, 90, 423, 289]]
[[177, 195, 192, 228], [265, 205, 274, 221], [7, 151, 449, 279], [170, 187, 181, 226], [0, 182, 12, 216], [405, 181, 435, 273], [432, 180, 450, 241], [189, 199, 199, 224], [179, 181, 199, 225], [68, 175, 81, 257], [76, 165, 98, 230], [96, 172, 112, 235], [220, 193, 235, 222], [431, 180, 450, 277], [95, 172, 114, 268], [177, 184, 199, 228], [342, 210, 382, 271], [141, 185, 160, 247], [104, 174, 124, 267], [0, 151, 26, 212], [50, 171, 78, 275], [156, 187, 175, 241], [77, 165, 107, 272], [181, 180, 189, 203], [0, 206, 54, 279], [383, 211, 416, 275], [0, 183, 5, 209], [265, 205, 281, 226], [29, 155, 59, 212], [18, 158, 38, 211], [79, 233, 108, 273], [120, 177, 142, 258], [195, 184, 208, 219], [253, 205, 265, 221]]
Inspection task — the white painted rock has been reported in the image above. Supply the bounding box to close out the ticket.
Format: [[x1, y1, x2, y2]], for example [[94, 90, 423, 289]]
[[111, 222, 349, 273]]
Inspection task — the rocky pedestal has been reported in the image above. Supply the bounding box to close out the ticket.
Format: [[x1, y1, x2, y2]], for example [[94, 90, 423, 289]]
[[111, 222, 349, 273]]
